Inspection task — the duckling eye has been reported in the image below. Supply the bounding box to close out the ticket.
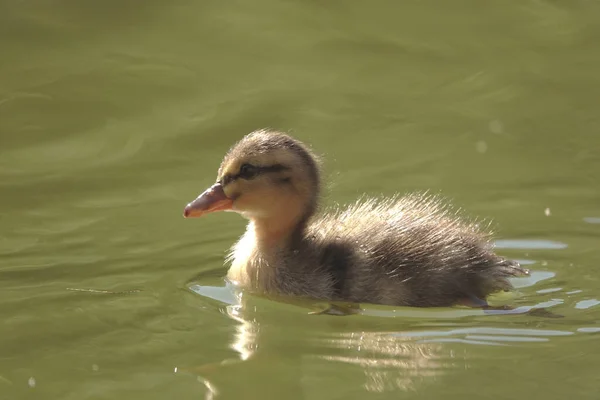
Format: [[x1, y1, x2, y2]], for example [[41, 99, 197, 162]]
[[239, 163, 258, 180]]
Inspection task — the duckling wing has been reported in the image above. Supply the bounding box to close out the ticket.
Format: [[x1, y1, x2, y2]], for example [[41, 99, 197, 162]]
[[310, 193, 527, 307]]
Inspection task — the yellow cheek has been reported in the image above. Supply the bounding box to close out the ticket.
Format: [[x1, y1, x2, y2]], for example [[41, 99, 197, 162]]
[[223, 180, 243, 198], [231, 185, 290, 214], [234, 188, 272, 211]]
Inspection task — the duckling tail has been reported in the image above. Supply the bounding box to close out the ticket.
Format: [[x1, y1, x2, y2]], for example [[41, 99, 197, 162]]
[[496, 258, 530, 279], [477, 258, 529, 297]]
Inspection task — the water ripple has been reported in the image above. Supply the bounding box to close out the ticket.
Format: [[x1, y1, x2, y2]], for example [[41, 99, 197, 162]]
[[495, 239, 568, 250], [583, 217, 600, 224], [577, 327, 600, 333], [512, 270, 555, 288], [575, 299, 600, 310]]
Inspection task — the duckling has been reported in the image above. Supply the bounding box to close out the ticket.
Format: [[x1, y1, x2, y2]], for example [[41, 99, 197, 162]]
[[183, 129, 528, 308]]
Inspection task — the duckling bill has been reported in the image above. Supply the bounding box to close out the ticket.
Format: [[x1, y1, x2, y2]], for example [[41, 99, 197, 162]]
[[184, 129, 528, 308]]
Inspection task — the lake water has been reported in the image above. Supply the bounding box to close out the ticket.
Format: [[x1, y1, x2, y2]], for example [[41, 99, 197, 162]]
[[2, 1, 600, 399]]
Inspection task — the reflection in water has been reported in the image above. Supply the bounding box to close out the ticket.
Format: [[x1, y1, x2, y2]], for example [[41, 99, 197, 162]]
[[316, 332, 447, 393], [185, 287, 452, 397], [223, 297, 449, 395], [198, 377, 219, 400], [187, 252, 600, 398], [226, 303, 259, 362]]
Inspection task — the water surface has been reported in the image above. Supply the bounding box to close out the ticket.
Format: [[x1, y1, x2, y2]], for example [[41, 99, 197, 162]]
[[2, 1, 600, 399]]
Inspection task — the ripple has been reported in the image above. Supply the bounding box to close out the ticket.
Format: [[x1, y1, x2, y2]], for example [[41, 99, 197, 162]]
[[17, 216, 103, 235], [189, 283, 239, 305], [577, 327, 600, 333], [465, 335, 548, 343], [361, 298, 563, 319], [531, 299, 564, 309], [0, 236, 40, 256], [583, 217, 600, 224], [514, 258, 537, 265], [394, 327, 573, 338], [418, 338, 507, 346], [361, 307, 488, 319], [398, 326, 572, 346], [575, 299, 600, 310], [0, 91, 54, 108], [511, 270, 555, 289], [0, 120, 145, 179], [77, 195, 141, 209], [189, 276, 561, 320], [537, 287, 562, 294], [495, 239, 568, 250]]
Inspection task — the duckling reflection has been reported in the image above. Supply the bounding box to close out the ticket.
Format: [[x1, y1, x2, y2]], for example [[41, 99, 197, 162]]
[[316, 331, 449, 393], [189, 293, 458, 397]]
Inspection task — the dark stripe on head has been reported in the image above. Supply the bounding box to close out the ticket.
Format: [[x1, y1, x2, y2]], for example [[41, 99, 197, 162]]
[[255, 164, 289, 174], [221, 163, 290, 187]]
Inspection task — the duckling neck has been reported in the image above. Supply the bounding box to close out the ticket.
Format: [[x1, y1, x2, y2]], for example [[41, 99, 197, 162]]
[[227, 214, 308, 292], [250, 213, 307, 249], [227, 202, 315, 292]]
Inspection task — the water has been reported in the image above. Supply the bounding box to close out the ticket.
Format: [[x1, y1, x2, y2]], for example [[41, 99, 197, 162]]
[[2, 1, 600, 399]]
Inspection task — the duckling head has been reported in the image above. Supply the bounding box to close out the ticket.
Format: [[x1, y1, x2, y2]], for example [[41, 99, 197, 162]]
[[184, 129, 321, 240]]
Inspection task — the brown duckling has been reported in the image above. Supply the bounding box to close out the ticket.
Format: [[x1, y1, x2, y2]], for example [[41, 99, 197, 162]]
[[183, 129, 528, 308]]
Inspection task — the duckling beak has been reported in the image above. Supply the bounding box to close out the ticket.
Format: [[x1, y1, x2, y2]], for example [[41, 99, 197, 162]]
[[183, 183, 233, 218]]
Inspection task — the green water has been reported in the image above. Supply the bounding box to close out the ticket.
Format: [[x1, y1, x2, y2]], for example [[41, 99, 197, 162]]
[[2, 1, 600, 399]]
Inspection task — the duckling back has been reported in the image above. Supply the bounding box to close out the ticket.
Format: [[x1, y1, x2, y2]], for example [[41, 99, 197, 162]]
[[307, 193, 527, 307]]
